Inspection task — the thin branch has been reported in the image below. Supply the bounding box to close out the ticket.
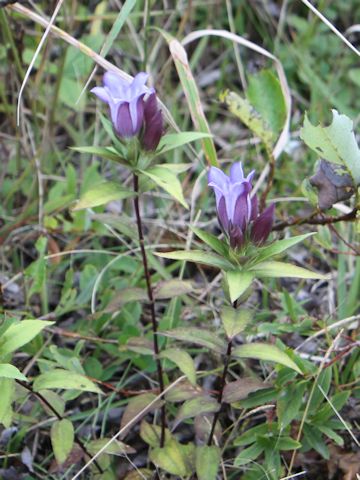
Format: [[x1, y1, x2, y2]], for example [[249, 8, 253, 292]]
[[272, 207, 358, 231]]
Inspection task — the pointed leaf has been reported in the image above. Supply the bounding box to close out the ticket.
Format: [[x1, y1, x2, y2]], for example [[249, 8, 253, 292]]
[[160, 348, 196, 385], [195, 445, 221, 480], [0, 378, 14, 428], [51, 419, 74, 465], [233, 343, 302, 374], [33, 369, 101, 393], [174, 397, 220, 429], [140, 167, 188, 208], [154, 279, 193, 299], [0, 320, 54, 357], [120, 393, 163, 435], [0, 364, 27, 381], [71, 146, 125, 163], [156, 132, 212, 155], [150, 439, 190, 476], [155, 249, 233, 271], [73, 181, 135, 211], [221, 306, 251, 339], [225, 270, 254, 303], [159, 327, 226, 353], [87, 438, 136, 456], [223, 378, 270, 403], [191, 227, 228, 257], [249, 261, 328, 280], [140, 420, 172, 448]]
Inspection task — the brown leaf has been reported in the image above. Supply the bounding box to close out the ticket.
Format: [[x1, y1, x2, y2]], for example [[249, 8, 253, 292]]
[[223, 378, 270, 403]]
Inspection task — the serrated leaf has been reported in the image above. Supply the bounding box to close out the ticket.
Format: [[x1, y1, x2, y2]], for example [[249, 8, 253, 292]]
[[191, 227, 228, 257], [223, 378, 270, 403], [300, 110, 360, 185], [221, 306, 251, 339], [250, 233, 316, 266], [155, 249, 233, 271], [173, 397, 220, 429], [33, 369, 101, 394], [73, 181, 135, 211], [150, 439, 190, 477], [120, 393, 163, 436], [140, 166, 188, 208], [195, 445, 221, 480], [160, 348, 196, 385], [233, 343, 302, 374], [249, 261, 327, 280], [159, 327, 226, 353], [51, 419, 74, 465], [0, 320, 54, 357], [221, 90, 274, 150], [156, 132, 212, 155], [0, 364, 27, 381], [225, 270, 254, 303]]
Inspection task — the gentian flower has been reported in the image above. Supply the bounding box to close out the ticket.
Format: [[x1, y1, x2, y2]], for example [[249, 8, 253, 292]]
[[208, 162, 275, 249], [91, 71, 163, 151]]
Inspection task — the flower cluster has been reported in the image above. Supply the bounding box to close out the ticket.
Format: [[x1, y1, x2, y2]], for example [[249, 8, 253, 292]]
[[91, 71, 163, 151], [208, 162, 274, 249]]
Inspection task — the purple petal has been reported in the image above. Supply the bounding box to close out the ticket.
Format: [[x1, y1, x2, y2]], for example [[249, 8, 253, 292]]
[[217, 196, 229, 232], [103, 72, 127, 97], [115, 103, 134, 137], [229, 162, 245, 183], [246, 170, 255, 184], [251, 203, 275, 245], [250, 194, 258, 221], [227, 182, 249, 224], [229, 224, 244, 249], [232, 190, 249, 230], [142, 94, 163, 151], [130, 72, 150, 95], [208, 167, 229, 207], [129, 95, 145, 133], [91, 86, 110, 103]]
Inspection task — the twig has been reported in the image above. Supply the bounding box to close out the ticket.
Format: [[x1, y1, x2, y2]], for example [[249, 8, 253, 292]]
[[272, 207, 358, 231], [133, 173, 166, 447], [15, 380, 103, 474]]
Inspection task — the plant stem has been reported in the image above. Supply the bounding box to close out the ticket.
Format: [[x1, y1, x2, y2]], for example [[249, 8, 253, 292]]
[[133, 173, 166, 447], [16, 380, 103, 474], [207, 339, 232, 446]]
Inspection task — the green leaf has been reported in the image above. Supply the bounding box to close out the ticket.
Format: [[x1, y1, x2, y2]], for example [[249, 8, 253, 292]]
[[105, 288, 147, 312], [160, 348, 196, 385], [156, 132, 212, 155], [223, 378, 270, 403], [221, 306, 251, 339], [232, 343, 302, 374], [317, 426, 344, 446], [249, 261, 327, 280], [155, 249, 233, 271], [276, 437, 301, 451], [234, 443, 264, 466], [173, 396, 220, 429], [140, 420, 172, 448], [191, 227, 228, 257], [154, 279, 193, 299], [120, 393, 163, 433], [140, 166, 188, 208], [38, 390, 65, 417], [300, 110, 360, 185], [87, 438, 136, 456], [33, 369, 101, 394], [225, 270, 254, 303], [157, 29, 218, 167], [73, 181, 135, 211], [150, 439, 190, 477], [221, 90, 274, 150], [51, 419, 74, 465], [277, 382, 307, 428], [0, 364, 27, 381], [159, 327, 226, 353], [251, 233, 317, 266], [247, 69, 287, 134], [195, 445, 221, 480], [0, 320, 54, 357], [0, 378, 14, 428], [71, 146, 126, 163]]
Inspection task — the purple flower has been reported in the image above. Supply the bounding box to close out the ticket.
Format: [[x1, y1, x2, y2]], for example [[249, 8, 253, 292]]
[[208, 162, 274, 248], [142, 93, 163, 151], [91, 71, 154, 139]]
